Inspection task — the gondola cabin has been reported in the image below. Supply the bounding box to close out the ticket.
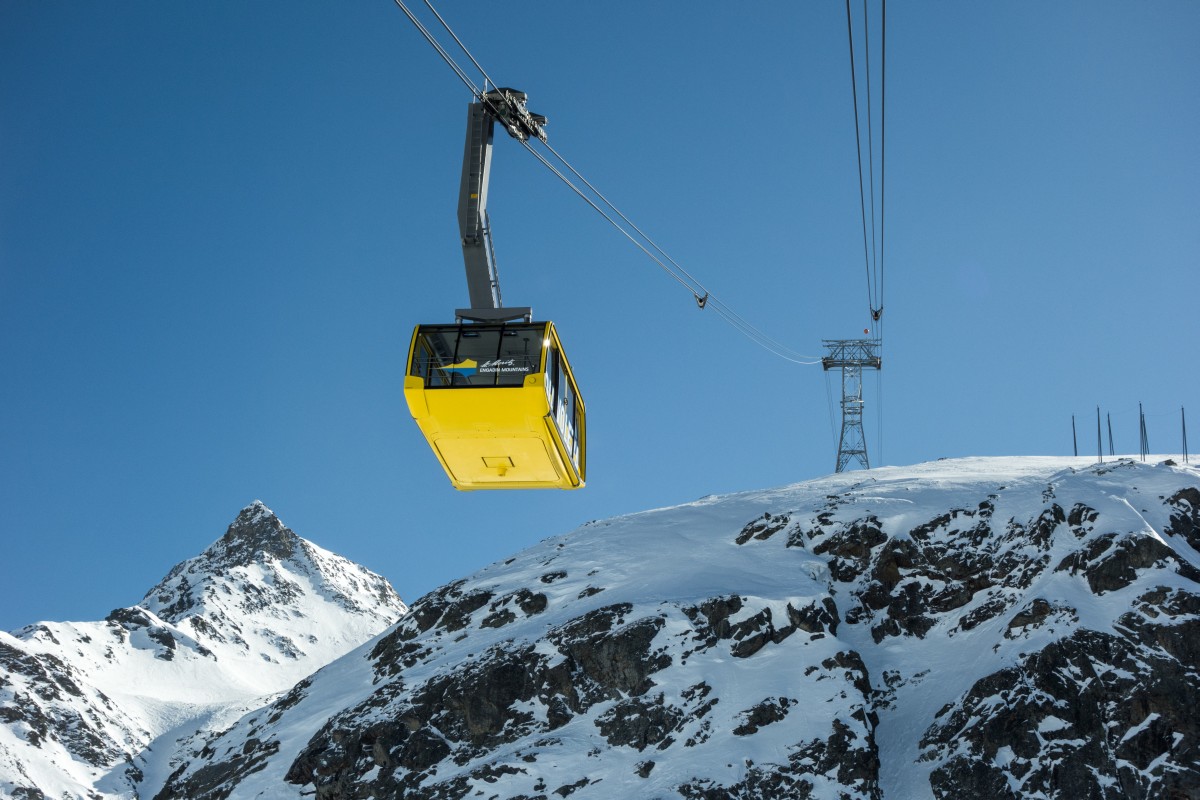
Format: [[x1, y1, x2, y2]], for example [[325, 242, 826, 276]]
[[404, 321, 585, 490]]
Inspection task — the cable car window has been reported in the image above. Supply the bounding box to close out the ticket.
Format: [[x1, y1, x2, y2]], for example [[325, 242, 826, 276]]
[[545, 341, 560, 406], [411, 338, 432, 383], [490, 326, 542, 386], [410, 328, 463, 386], [557, 377, 576, 461], [573, 400, 583, 464], [411, 325, 541, 387]]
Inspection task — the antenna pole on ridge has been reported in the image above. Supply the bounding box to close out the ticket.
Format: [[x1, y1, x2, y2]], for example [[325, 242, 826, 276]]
[[1139, 403, 1148, 461], [1183, 406, 1189, 464]]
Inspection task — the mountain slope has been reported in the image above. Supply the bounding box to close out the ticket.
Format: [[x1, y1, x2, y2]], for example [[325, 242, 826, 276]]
[[0, 502, 407, 799], [157, 457, 1200, 799]]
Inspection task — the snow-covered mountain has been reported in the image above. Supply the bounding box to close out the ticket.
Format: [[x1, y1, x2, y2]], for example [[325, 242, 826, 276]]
[[0, 502, 407, 799], [5, 459, 1199, 799], [140, 456, 1199, 800]]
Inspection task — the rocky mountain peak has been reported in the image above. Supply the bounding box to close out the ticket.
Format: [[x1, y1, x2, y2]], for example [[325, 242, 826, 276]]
[[140, 503, 406, 638], [1, 505, 408, 800], [212, 500, 300, 565]]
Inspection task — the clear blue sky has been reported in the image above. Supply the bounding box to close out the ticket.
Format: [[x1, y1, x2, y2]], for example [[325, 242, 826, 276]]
[[2, 1, 1197, 631]]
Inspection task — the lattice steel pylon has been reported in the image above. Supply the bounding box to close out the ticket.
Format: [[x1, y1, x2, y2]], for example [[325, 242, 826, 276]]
[[822, 339, 882, 472]]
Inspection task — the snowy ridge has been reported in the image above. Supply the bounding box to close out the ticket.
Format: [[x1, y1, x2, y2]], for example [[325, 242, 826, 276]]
[[4, 459, 1198, 799], [156, 457, 1200, 799], [0, 502, 407, 800]]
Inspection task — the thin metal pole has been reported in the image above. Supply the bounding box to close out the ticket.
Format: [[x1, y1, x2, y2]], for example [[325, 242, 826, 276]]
[[1072, 415, 1078, 457], [1107, 413, 1114, 456], [1096, 406, 1103, 464], [1139, 402, 1148, 461], [1183, 406, 1189, 464]]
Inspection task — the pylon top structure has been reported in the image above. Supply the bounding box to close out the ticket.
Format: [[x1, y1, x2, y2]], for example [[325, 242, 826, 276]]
[[822, 339, 882, 473]]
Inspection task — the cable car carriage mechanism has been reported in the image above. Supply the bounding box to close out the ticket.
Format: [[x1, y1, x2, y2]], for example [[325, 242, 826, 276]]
[[404, 89, 586, 490]]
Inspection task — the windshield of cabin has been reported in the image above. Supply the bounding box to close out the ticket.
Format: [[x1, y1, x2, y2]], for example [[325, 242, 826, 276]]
[[410, 324, 544, 387]]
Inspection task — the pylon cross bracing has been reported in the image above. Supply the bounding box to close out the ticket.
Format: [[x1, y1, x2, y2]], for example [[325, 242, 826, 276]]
[[822, 339, 882, 473]]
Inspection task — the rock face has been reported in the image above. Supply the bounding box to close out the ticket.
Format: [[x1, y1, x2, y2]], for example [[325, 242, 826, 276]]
[[150, 457, 1200, 800], [0, 502, 407, 800]]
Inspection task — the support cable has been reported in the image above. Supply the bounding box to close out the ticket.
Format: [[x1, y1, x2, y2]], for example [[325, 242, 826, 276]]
[[876, 352, 884, 466], [863, 0, 879, 293], [420, 0, 499, 92], [392, 0, 481, 98], [522, 142, 821, 365], [879, 0, 887, 336], [845, 0, 875, 320], [540, 141, 710, 300], [537, 140, 820, 363], [824, 371, 840, 449], [392, 0, 823, 365], [837, 0, 887, 472], [846, 0, 888, 333]]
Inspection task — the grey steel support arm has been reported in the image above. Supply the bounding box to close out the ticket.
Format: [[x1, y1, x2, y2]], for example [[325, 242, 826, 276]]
[[455, 88, 546, 323]]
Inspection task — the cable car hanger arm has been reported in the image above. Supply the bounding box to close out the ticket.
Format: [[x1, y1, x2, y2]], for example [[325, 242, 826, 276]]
[[455, 88, 546, 323]]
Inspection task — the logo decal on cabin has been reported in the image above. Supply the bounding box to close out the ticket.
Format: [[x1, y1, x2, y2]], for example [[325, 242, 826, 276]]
[[442, 359, 478, 375], [479, 359, 529, 374]]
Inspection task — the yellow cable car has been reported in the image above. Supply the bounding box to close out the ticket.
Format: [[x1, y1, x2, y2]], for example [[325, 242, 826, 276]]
[[404, 89, 586, 489], [404, 321, 585, 490]]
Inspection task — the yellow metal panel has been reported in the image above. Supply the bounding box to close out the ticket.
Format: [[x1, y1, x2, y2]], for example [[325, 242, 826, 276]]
[[404, 374, 582, 490], [436, 437, 562, 486]]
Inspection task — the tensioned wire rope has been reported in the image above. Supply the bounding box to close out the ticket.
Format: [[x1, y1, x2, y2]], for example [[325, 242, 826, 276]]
[[523, 140, 821, 365], [393, 0, 822, 366], [845, 0, 887, 465], [845, 0, 886, 337]]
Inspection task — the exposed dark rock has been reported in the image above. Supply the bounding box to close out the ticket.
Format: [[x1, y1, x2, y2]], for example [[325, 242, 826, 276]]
[[679, 768, 820, 800], [1166, 486, 1200, 553], [735, 512, 792, 545], [285, 604, 672, 798], [805, 516, 887, 582], [682, 595, 743, 648], [682, 595, 839, 659], [595, 692, 683, 750], [369, 582, 495, 678], [1004, 598, 1078, 637], [155, 738, 280, 800], [10, 788, 48, 800], [1067, 502, 1099, 537], [678, 714, 881, 799], [921, 626, 1200, 799], [549, 609, 669, 701], [554, 777, 590, 796], [0, 639, 126, 771], [732, 697, 792, 736], [222, 502, 298, 559], [105, 606, 155, 630], [1055, 532, 1200, 594]]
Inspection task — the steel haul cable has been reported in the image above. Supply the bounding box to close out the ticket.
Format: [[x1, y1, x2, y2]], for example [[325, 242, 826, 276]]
[[845, 0, 887, 337], [392, 0, 822, 366]]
